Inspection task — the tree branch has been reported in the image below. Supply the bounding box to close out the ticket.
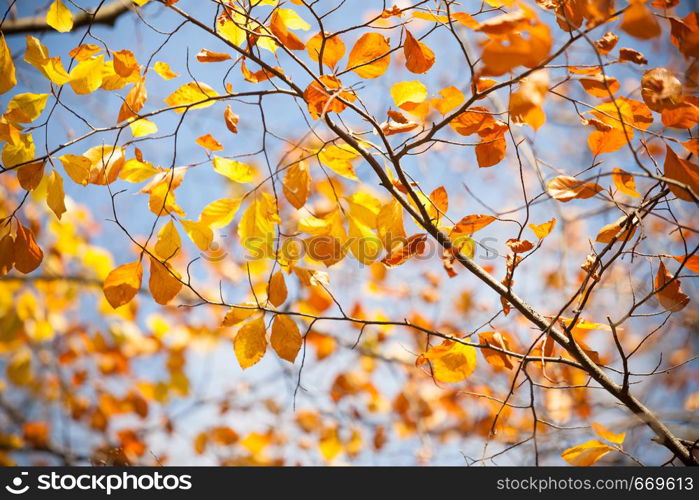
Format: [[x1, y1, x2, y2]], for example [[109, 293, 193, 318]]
[[0, 0, 135, 36]]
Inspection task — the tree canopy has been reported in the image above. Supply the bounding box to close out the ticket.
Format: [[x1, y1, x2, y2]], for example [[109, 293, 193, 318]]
[[0, 0, 697, 466]]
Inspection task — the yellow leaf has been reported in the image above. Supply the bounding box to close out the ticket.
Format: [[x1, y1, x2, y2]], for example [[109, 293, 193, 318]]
[[0, 33, 16, 94], [612, 168, 640, 197], [419, 339, 477, 383], [274, 8, 310, 30], [69, 56, 105, 94], [164, 82, 218, 112], [283, 161, 311, 209], [403, 30, 435, 74], [154, 220, 181, 260], [180, 219, 213, 251], [376, 200, 406, 250], [271, 314, 301, 362], [103, 261, 143, 309], [200, 198, 241, 229], [46, 170, 66, 220], [234, 317, 267, 369], [120, 158, 158, 183], [268, 270, 287, 307], [591, 422, 626, 445], [2, 133, 35, 168], [46, 0, 74, 33], [561, 439, 613, 466], [212, 156, 254, 182], [346, 32, 390, 78], [595, 215, 637, 244], [237, 193, 279, 258], [317, 143, 359, 181], [319, 426, 342, 461], [223, 304, 258, 326], [7, 348, 32, 386], [153, 61, 179, 80], [528, 218, 556, 239], [391, 80, 427, 108], [348, 215, 382, 264], [148, 257, 182, 305], [5, 93, 49, 123], [25, 36, 70, 86], [130, 118, 158, 137]]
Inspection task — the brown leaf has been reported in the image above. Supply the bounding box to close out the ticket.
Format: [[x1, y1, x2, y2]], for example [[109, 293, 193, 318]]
[[618, 47, 647, 65], [547, 175, 603, 202], [381, 233, 426, 267]]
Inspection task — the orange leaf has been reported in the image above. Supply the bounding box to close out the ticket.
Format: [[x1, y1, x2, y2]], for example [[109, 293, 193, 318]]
[[196, 49, 231, 63], [148, 257, 182, 305], [282, 161, 311, 209], [588, 128, 628, 155], [307, 32, 345, 68], [103, 261, 143, 308], [195, 133, 223, 151], [117, 77, 147, 123], [451, 214, 496, 236], [561, 440, 613, 466], [234, 317, 267, 370], [664, 145, 699, 202], [271, 314, 302, 362], [268, 270, 288, 307], [591, 422, 626, 445], [595, 216, 637, 244], [304, 75, 356, 119], [478, 331, 514, 370], [620, 0, 660, 40], [403, 30, 435, 74], [381, 233, 426, 267], [655, 261, 690, 312], [13, 222, 43, 274], [346, 32, 390, 79], [673, 254, 699, 274], [224, 104, 239, 134], [270, 9, 305, 50], [449, 107, 494, 136], [612, 168, 640, 197], [475, 131, 506, 168]]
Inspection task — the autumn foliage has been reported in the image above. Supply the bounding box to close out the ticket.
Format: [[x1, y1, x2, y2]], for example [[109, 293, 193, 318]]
[[0, 0, 698, 466]]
